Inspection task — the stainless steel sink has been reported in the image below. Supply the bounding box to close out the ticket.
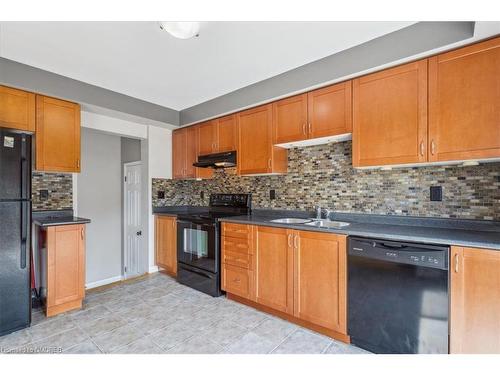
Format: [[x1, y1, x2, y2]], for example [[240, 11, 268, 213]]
[[270, 218, 313, 224], [304, 219, 350, 228]]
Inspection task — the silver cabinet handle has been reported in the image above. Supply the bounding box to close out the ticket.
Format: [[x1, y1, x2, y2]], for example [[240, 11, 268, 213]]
[[308, 123, 312, 134], [293, 234, 299, 249], [454, 253, 459, 273], [268, 158, 272, 170], [287, 234, 293, 248], [420, 141, 425, 157], [302, 123, 307, 135], [431, 140, 436, 155]]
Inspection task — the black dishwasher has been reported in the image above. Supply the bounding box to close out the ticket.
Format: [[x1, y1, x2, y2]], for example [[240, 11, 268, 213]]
[[348, 237, 449, 354]]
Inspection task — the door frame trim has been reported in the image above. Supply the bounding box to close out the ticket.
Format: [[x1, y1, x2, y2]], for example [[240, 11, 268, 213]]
[[123, 160, 142, 279]]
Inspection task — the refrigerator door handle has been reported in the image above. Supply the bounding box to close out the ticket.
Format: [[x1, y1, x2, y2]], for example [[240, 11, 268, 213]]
[[20, 201, 28, 269]]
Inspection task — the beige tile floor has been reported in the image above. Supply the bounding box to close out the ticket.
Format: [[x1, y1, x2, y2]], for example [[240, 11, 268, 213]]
[[0, 272, 370, 354]]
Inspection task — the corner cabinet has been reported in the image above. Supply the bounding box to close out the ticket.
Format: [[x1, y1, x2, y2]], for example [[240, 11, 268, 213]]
[[237, 104, 287, 175], [0, 85, 35, 132], [428, 37, 500, 162], [221, 223, 348, 340], [36, 95, 81, 172], [352, 60, 428, 167], [46, 224, 86, 317], [155, 215, 177, 276], [450, 246, 500, 354]]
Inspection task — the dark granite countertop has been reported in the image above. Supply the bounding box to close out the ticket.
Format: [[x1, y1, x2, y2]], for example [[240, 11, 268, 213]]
[[153, 205, 210, 217], [32, 210, 91, 227], [219, 209, 500, 251]]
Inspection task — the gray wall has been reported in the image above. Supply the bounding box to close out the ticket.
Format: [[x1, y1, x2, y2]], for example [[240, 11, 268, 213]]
[[78, 128, 122, 285]]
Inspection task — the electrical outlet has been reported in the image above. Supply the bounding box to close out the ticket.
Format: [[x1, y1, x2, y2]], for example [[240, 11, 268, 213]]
[[270, 189, 276, 200], [430, 186, 443, 202], [200, 191, 205, 200], [40, 189, 49, 200], [157, 191, 165, 199]]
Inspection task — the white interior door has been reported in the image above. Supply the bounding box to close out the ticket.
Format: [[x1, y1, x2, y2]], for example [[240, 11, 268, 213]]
[[124, 162, 142, 279]]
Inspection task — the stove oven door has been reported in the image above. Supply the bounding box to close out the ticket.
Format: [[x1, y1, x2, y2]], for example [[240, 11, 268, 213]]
[[177, 219, 218, 273]]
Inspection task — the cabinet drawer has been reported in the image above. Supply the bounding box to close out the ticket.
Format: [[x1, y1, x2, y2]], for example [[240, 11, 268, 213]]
[[222, 223, 252, 240], [222, 236, 252, 254], [223, 249, 253, 270], [222, 264, 252, 299]]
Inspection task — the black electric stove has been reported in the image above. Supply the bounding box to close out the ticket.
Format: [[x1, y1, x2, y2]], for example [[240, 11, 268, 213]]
[[176, 194, 251, 296]]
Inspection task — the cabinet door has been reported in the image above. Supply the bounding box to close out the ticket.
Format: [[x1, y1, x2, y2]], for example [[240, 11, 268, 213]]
[[216, 114, 237, 152], [47, 225, 85, 308], [237, 104, 274, 175], [429, 37, 500, 162], [273, 94, 308, 144], [450, 246, 500, 354], [352, 60, 428, 167], [185, 126, 198, 178], [172, 128, 186, 179], [0, 86, 35, 132], [36, 95, 81, 172], [254, 226, 293, 314], [308, 81, 352, 139], [294, 231, 347, 333], [198, 120, 218, 156], [155, 216, 177, 276]]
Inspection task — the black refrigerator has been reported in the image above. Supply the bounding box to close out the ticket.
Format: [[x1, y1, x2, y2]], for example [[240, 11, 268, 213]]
[[0, 129, 32, 336]]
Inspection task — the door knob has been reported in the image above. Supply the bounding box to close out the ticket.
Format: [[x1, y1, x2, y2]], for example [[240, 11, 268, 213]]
[[136, 231, 142, 236]]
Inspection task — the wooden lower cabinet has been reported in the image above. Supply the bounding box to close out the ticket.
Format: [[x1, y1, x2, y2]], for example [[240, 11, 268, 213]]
[[46, 224, 86, 317], [450, 246, 500, 354], [221, 223, 348, 340], [254, 226, 294, 314], [155, 215, 177, 276], [294, 231, 347, 334]]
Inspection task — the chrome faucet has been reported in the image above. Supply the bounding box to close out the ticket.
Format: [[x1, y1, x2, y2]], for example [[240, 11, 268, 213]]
[[315, 206, 332, 220]]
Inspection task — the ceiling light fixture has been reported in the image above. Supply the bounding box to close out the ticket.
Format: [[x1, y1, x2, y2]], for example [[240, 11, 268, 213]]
[[159, 21, 200, 39]]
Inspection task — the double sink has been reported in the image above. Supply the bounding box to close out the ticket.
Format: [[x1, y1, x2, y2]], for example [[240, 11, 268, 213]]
[[270, 217, 350, 229]]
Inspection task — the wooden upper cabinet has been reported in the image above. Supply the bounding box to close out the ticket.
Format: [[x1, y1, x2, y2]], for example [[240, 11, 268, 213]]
[[155, 215, 177, 276], [294, 231, 347, 334], [0, 86, 35, 132], [352, 60, 428, 167], [216, 114, 237, 152], [46, 224, 85, 317], [185, 126, 198, 178], [237, 104, 287, 175], [197, 115, 237, 155], [36, 95, 81, 173], [172, 128, 186, 179], [273, 94, 308, 144], [308, 81, 352, 139], [272, 82, 352, 145], [198, 120, 218, 156], [254, 226, 293, 314], [172, 127, 212, 179], [450, 246, 500, 354], [428, 37, 500, 162]]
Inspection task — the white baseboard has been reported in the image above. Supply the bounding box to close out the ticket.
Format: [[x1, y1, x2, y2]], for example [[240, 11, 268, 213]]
[[148, 266, 159, 274], [85, 275, 123, 289]]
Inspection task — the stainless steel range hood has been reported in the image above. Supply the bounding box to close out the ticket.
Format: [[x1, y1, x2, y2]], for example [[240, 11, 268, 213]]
[[193, 151, 236, 169]]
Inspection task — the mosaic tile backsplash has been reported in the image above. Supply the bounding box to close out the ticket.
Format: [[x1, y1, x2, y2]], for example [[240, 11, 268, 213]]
[[153, 141, 500, 220], [32, 172, 73, 211]]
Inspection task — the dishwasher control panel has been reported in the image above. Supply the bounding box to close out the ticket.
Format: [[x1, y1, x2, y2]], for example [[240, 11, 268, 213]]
[[349, 237, 449, 270]]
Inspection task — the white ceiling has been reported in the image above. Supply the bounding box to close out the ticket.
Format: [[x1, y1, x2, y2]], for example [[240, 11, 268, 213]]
[[0, 21, 416, 110]]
